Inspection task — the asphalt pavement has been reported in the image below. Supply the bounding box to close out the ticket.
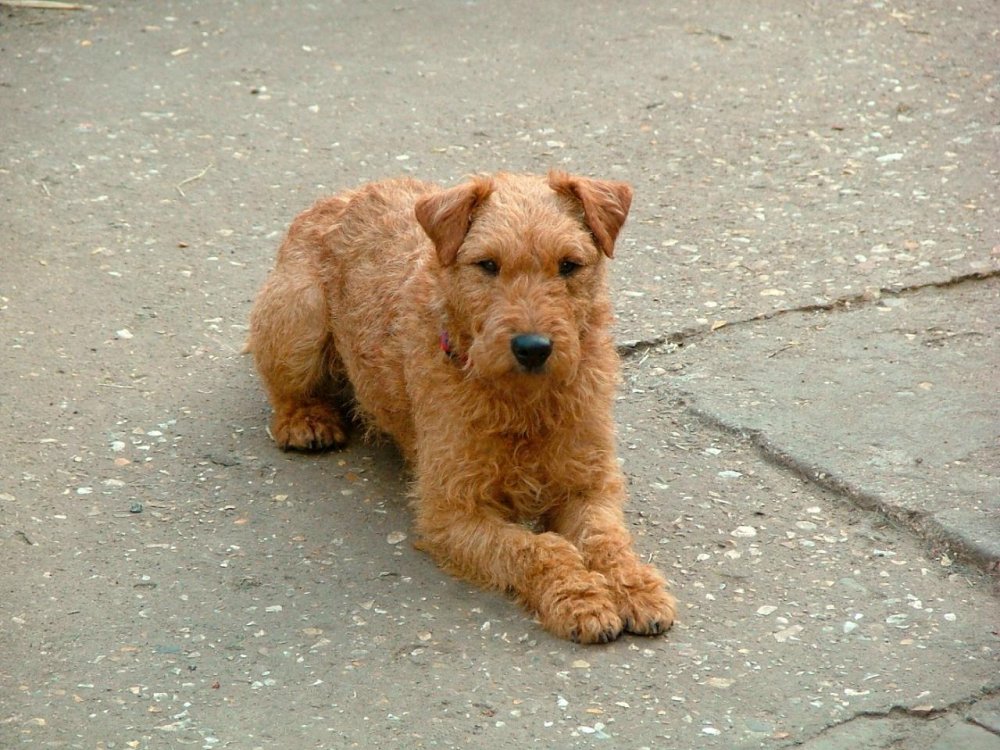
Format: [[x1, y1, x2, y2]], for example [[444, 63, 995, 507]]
[[2, 1, 998, 748]]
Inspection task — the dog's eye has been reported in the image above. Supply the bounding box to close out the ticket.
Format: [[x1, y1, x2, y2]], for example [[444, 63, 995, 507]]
[[558, 259, 581, 277], [476, 259, 500, 276]]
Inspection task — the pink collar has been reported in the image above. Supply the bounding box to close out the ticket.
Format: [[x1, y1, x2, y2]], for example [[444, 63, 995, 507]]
[[439, 330, 468, 367]]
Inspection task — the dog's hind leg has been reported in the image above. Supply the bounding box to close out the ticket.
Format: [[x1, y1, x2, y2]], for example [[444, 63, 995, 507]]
[[248, 202, 349, 451]]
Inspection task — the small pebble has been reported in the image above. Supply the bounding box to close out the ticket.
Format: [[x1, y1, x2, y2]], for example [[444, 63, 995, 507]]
[[745, 719, 774, 733], [773, 624, 803, 642]]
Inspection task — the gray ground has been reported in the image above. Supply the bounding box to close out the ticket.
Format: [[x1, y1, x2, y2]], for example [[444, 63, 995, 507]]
[[1, 1, 998, 748]]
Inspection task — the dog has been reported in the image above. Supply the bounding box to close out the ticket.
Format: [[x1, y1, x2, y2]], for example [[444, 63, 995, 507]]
[[248, 171, 676, 643]]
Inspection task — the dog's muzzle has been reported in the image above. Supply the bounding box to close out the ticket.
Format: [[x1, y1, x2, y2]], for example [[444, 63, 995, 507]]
[[510, 333, 553, 372]]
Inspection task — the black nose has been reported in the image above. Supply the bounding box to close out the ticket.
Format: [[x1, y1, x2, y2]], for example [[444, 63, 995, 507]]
[[510, 334, 553, 371]]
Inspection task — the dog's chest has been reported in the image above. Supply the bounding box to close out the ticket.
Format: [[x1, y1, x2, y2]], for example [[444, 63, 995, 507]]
[[491, 432, 588, 519]]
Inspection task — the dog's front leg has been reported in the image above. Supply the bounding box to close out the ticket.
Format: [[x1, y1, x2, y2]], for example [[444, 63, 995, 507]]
[[413, 492, 623, 644], [548, 478, 676, 637]]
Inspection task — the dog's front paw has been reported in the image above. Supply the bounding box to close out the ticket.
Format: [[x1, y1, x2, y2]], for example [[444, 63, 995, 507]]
[[536, 572, 623, 645], [271, 403, 347, 451], [615, 564, 676, 636]]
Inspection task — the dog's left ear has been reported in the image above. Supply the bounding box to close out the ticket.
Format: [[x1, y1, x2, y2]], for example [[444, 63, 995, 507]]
[[415, 177, 494, 266], [548, 171, 633, 258]]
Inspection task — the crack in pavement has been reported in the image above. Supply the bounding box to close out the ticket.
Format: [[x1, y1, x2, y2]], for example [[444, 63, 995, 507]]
[[617, 270, 1000, 570], [617, 268, 1000, 358], [681, 398, 1000, 572], [801, 682, 1000, 746], [678, 390, 1000, 573], [620, 270, 1000, 571]]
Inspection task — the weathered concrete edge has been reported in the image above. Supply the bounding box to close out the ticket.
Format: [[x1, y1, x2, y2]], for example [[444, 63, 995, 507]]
[[796, 683, 1000, 748], [617, 269, 1000, 574], [616, 268, 1000, 358], [678, 398, 1000, 575]]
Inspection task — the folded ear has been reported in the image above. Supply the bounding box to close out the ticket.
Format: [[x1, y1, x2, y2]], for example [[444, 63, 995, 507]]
[[548, 170, 633, 258], [415, 177, 494, 266]]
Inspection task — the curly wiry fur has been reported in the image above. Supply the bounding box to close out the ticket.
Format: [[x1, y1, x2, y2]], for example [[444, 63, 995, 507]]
[[248, 171, 676, 643]]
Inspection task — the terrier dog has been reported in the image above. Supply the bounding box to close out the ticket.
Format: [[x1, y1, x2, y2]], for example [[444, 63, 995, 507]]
[[248, 171, 676, 643]]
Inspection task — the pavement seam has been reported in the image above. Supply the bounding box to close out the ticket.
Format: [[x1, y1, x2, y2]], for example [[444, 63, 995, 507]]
[[971, 717, 1000, 739], [800, 683, 1000, 744], [678, 398, 1000, 574], [619, 269, 1000, 572], [617, 268, 999, 358]]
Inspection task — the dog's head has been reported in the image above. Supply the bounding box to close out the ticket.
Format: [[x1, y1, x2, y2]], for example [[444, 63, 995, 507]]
[[415, 172, 631, 387]]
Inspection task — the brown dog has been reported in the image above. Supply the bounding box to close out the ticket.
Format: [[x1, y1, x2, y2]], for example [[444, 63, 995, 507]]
[[248, 171, 676, 643]]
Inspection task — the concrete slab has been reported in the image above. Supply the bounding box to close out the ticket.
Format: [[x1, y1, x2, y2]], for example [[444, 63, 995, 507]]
[[666, 278, 1000, 569], [930, 722, 1000, 750]]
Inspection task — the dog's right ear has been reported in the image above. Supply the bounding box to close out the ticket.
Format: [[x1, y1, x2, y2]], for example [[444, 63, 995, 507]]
[[415, 177, 494, 266]]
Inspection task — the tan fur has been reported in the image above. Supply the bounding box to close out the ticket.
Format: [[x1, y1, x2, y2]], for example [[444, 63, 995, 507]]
[[248, 171, 676, 643]]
